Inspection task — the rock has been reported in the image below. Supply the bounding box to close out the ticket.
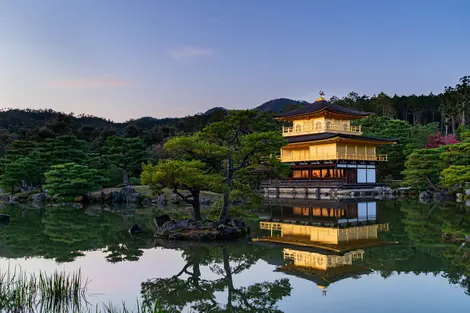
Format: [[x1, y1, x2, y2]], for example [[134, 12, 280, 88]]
[[419, 191, 432, 199], [466, 235, 470, 243], [104, 191, 121, 202], [466, 189, 470, 198], [84, 206, 102, 217], [110, 191, 123, 203], [154, 214, 172, 229], [433, 192, 445, 202], [9, 196, 19, 203], [156, 194, 166, 205], [129, 224, 143, 234], [74, 196, 83, 202], [200, 196, 214, 206], [466, 200, 470, 207], [120, 186, 136, 197], [154, 217, 249, 241], [126, 192, 142, 203], [231, 219, 247, 229], [0, 214, 10, 225], [142, 198, 151, 206], [170, 194, 181, 204], [30, 193, 47, 203]]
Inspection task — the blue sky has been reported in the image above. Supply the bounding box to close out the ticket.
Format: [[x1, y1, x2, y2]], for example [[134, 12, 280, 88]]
[[1, 0, 469, 121]]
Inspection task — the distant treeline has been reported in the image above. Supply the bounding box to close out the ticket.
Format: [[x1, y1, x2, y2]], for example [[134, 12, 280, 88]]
[[0, 76, 467, 184]]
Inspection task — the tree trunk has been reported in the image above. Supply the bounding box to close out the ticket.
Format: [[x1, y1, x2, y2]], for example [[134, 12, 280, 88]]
[[121, 168, 129, 185], [219, 157, 233, 223], [222, 247, 234, 309], [451, 116, 456, 134], [192, 190, 202, 221], [462, 109, 466, 128]]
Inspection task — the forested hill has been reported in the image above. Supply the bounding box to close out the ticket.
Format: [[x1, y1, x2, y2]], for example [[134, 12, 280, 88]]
[[1, 75, 469, 147], [254, 93, 445, 128], [255, 98, 309, 113]]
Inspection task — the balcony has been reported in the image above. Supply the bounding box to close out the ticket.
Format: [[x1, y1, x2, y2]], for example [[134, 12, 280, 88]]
[[280, 153, 388, 163], [282, 123, 362, 137]]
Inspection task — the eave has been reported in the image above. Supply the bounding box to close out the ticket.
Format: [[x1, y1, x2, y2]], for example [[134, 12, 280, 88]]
[[275, 109, 370, 122]]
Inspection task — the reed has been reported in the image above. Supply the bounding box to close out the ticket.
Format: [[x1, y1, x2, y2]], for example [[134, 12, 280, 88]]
[[98, 301, 166, 313], [0, 265, 88, 312], [0, 266, 166, 313]]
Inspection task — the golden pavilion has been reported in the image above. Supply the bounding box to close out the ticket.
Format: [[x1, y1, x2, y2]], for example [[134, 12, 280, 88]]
[[253, 200, 393, 294], [254, 200, 390, 253], [275, 92, 396, 186]]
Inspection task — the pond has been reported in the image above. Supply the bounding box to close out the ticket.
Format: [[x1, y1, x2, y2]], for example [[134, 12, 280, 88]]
[[0, 199, 469, 312]]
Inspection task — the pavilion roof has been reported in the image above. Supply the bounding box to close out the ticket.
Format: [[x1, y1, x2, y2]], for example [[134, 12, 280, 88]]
[[285, 132, 397, 145], [275, 99, 372, 119]]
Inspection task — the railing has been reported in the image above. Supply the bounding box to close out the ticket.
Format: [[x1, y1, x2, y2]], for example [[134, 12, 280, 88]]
[[280, 153, 388, 162], [260, 221, 282, 231], [282, 123, 362, 137], [261, 179, 346, 188]]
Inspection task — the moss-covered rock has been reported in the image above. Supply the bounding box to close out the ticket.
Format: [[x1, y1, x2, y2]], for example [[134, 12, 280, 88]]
[[154, 217, 249, 241]]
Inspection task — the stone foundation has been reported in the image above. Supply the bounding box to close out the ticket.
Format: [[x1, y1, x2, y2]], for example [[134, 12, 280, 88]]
[[261, 185, 394, 200]]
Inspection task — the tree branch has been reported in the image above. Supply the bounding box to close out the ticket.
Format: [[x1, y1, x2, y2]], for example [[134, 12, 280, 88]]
[[233, 149, 256, 172], [174, 262, 193, 278], [173, 186, 194, 204]]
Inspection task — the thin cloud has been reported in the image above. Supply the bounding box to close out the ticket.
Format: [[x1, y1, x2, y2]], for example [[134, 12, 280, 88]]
[[48, 77, 129, 89], [169, 46, 215, 59]]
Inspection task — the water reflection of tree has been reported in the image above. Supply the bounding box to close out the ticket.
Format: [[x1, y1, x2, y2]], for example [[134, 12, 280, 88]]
[[141, 242, 291, 313], [398, 200, 469, 295], [0, 204, 154, 263]]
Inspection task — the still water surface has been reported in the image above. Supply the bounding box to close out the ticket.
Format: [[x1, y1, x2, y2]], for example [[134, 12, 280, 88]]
[[0, 200, 469, 312]]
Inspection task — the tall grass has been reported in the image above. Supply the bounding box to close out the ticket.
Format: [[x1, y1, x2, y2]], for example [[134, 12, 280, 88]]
[[0, 265, 88, 312], [98, 301, 166, 313], [0, 266, 166, 313]]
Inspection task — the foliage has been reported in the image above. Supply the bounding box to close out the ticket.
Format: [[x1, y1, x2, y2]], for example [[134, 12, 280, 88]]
[[441, 165, 470, 191], [0, 75, 469, 195], [461, 130, 470, 142], [141, 160, 225, 220], [441, 142, 470, 166], [402, 148, 444, 190], [163, 110, 287, 221], [357, 116, 439, 179], [424, 132, 460, 148], [35, 135, 90, 168], [141, 160, 224, 194], [44, 163, 106, 197], [0, 156, 41, 193], [102, 136, 146, 185]]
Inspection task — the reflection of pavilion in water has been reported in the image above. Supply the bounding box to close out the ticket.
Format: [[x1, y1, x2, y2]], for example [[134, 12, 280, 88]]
[[254, 200, 391, 295]]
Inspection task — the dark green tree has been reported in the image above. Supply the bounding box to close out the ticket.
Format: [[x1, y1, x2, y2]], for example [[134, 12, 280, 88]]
[[101, 136, 146, 185], [163, 110, 286, 223], [0, 156, 41, 193], [402, 148, 444, 190], [43, 163, 105, 198], [141, 160, 225, 220]]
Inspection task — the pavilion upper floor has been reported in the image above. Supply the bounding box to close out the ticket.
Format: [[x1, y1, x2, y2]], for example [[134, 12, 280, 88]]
[[281, 116, 362, 137], [280, 134, 395, 163]]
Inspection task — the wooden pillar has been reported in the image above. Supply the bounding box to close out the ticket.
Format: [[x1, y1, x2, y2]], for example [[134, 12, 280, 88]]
[[308, 164, 312, 180]]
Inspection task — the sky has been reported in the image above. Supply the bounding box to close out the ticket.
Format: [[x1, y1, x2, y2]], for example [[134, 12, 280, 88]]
[[1, 0, 469, 122]]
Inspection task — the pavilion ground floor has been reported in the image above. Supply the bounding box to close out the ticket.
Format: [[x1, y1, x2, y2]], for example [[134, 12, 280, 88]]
[[287, 161, 378, 185], [259, 161, 387, 199]]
